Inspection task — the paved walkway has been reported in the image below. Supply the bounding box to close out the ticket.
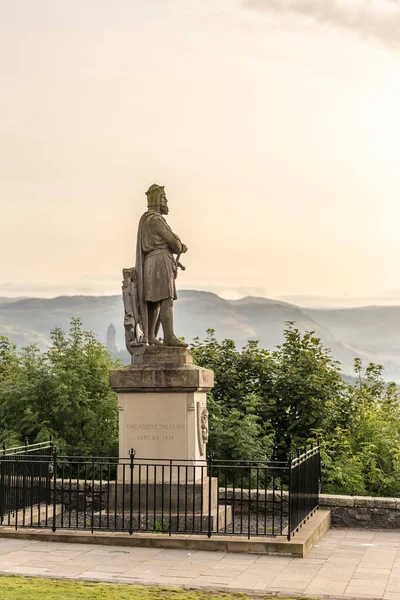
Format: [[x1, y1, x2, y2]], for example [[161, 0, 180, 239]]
[[0, 529, 400, 597]]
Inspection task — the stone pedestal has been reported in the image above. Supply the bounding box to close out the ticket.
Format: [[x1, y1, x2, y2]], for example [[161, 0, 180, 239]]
[[109, 346, 214, 477], [109, 346, 231, 531]]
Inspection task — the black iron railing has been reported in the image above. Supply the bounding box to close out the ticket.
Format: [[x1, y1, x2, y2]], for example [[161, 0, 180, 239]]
[[288, 446, 320, 540], [0, 439, 54, 524], [0, 446, 320, 539], [2, 439, 53, 459]]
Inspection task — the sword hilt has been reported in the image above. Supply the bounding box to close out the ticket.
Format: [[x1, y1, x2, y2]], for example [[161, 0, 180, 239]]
[[176, 253, 186, 271]]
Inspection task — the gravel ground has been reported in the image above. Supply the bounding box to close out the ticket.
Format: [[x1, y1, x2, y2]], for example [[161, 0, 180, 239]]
[[43, 508, 288, 536]]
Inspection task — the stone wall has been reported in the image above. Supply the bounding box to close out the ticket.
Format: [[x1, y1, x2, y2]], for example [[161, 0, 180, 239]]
[[52, 479, 106, 512], [218, 488, 400, 528], [218, 487, 288, 516], [319, 494, 400, 528], [51, 480, 400, 528]]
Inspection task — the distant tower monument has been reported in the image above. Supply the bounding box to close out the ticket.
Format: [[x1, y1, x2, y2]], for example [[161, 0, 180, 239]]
[[106, 324, 118, 353]]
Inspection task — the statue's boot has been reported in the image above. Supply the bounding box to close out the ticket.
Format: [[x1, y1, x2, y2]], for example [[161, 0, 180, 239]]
[[163, 335, 188, 348], [148, 337, 163, 346]]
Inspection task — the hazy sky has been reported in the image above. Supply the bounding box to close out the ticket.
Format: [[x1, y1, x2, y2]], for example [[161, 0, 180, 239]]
[[1, 0, 400, 303]]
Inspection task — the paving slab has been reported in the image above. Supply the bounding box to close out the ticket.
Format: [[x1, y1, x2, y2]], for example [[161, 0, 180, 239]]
[[344, 583, 388, 598], [1, 527, 400, 597], [306, 579, 349, 595]]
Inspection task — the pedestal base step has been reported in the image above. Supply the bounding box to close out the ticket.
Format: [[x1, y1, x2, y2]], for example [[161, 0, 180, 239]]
[[108, 478, 218, 513]]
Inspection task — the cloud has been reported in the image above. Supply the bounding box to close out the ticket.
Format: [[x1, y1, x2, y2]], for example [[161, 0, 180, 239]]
[[243, 0, 400, 47]]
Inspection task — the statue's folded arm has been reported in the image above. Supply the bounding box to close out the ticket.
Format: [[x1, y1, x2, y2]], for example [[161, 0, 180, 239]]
[[152, 215, 183, 255]]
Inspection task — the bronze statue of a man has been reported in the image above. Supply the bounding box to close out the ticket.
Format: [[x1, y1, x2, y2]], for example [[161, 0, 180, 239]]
[[134, 184, 188, 347]]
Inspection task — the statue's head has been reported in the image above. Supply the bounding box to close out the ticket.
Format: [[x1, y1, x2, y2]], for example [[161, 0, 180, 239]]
[[146, 184, 168, 215]]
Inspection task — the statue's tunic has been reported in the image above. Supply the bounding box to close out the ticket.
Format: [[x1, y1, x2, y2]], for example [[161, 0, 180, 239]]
[[140, 212, 183, 303]]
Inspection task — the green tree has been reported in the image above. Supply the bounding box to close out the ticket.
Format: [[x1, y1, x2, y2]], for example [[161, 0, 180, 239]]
[[317, 360, 400, 496], [191, 331, 274, 462], [191, 324, 345, 461], [0, 336, 19, 382], [264, 323, 346, 457], [0, 319, 120, 457]]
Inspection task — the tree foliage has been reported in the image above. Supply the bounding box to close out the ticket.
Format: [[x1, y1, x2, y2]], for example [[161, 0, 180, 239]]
[[0, 319, 120, 456], [191, 323, 344, 461], [316, 361, 400, 496], [191, 324, 400, 497], [191, 334, 274, 462], [1, 318, 399, 497]]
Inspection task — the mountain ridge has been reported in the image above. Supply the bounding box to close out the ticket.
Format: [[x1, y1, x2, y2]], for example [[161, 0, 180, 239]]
[[0, 291, 399, 381]]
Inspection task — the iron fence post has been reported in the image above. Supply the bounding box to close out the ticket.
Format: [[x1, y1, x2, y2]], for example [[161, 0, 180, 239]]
[[306, 445, 310, 521], [317, 442, 322, 494], [52, 446, 57, 532], [248, 464, 251, 540], [22, 455, 26, 527], [129, 448, 135, 535], [169, 459, 172, 536], [47, 443, 55, 506], [288, 452, 292, 541], [91, 457, 95, 534], [0, 444, 4, 524], [207, 452, 213, 538]]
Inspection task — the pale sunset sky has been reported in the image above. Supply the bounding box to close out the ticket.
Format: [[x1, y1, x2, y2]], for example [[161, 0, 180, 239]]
[[1, 0, 400, 305]]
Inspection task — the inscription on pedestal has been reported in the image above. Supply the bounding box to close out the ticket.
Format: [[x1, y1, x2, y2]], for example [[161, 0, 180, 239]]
[[121, 394, 188, 459], [127, 423, 185, 443]]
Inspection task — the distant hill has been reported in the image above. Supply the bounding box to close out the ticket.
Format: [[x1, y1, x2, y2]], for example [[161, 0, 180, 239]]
[[175, 292, 359, 372], [0, 291, 399, 381]]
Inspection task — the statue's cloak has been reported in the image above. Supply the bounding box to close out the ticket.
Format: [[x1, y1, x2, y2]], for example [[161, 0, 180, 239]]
[[136, 209, 181, 342], [135, 211, 151, 343]]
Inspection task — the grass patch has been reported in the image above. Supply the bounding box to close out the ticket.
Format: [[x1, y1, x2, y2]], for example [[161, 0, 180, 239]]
[[0, 576, 314, 599]]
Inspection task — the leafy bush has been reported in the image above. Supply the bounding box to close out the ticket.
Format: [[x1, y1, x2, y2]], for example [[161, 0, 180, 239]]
[[0, 319, 120, 457], [315, 362, 400, 496], [192, 325, 400, 497]]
